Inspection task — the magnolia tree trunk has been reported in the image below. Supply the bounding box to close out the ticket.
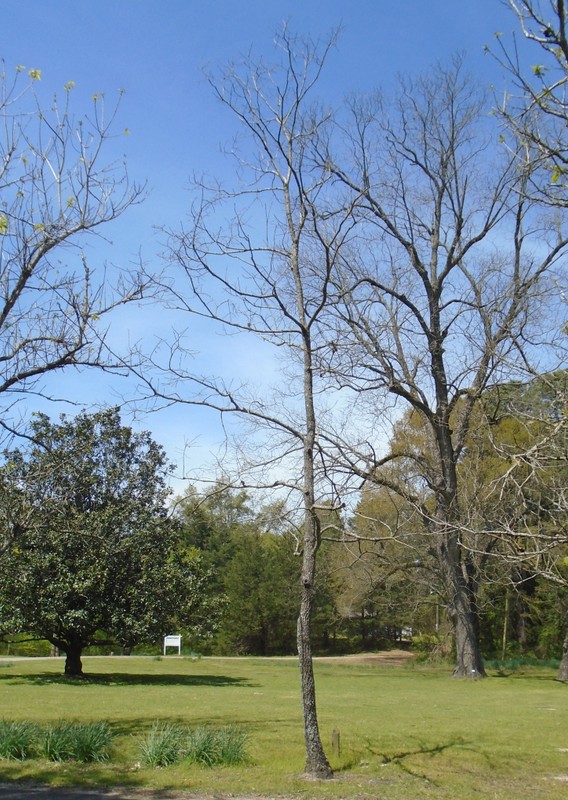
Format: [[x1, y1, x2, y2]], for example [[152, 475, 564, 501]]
[[297, 512, 333, 779], [63, 643, 84, 677], [558, 612, 568, 682]]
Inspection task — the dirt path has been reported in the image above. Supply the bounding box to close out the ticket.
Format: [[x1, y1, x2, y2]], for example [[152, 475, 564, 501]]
[[314, 649, 414, 667]]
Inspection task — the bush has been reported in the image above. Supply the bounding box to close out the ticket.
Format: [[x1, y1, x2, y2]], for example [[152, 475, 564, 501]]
[[0, 721, 38, 760], [411, 634, 452, 664]]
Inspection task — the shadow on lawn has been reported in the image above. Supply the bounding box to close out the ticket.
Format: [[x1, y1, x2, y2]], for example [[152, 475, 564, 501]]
[[0, 672, 253, 688], [358, 736, 477, 784]]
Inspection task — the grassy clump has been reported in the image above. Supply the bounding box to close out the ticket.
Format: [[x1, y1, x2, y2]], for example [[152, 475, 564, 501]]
[[186, 724, 248, 766], [0, 721, 113, 763], [139, 722, 249, 768], [0, 721, 38, 760], [485, 655, 561, 671], [40, 721, 113, 763], [139, 721, 186, 767]]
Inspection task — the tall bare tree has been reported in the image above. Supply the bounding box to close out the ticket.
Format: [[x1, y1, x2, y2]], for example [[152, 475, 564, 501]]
[[0, 65, 149, 442], [144, 30, 354, 778], [316, 59, 567, 677]]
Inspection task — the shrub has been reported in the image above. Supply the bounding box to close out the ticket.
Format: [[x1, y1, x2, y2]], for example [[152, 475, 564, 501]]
[[411, 633, 452, 664], [0, 721, 38, 760]]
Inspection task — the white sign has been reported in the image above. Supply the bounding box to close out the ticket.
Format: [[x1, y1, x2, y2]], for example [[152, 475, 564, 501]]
[[163, 634, 182, 655]]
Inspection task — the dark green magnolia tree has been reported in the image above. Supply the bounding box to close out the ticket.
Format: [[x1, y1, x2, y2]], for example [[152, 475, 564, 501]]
[[0, 408, 212, 676]]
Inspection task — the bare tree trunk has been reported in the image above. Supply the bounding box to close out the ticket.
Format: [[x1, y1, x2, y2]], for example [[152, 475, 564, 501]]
[[450, 585, 486, 678], [443, 538, 486, 678], [297, 517, 332, 777], [558, 612, 568, 682]]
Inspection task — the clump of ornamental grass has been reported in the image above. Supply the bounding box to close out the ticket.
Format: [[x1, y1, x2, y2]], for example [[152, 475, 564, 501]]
[[186, 725, 249, 766], [40, 721, 113, 763], [139, 721, 186, 767], [139, 722, 249, 768], [0, 720, 38, 760]]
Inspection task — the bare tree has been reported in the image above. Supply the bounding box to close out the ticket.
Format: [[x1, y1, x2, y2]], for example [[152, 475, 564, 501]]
[[316, 59, 568, 677], [143, 30, 355, 778], [0, 64, 149, 441]]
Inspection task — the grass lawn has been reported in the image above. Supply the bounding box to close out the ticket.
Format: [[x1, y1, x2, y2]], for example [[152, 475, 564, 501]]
[[0, 654, 566, 799]]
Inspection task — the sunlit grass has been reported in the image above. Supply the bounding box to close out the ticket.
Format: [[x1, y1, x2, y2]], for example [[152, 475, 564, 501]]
[[0, 655, 566, 799]]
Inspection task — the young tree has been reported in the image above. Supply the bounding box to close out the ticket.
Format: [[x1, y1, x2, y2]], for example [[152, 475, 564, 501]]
[[144, 29, 354, 777], [0, 64, 150, 441], [318, 59, 567, 677], [0, 408, 212, 676]]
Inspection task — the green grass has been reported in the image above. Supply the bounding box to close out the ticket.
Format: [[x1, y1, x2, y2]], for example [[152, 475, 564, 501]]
[[0, 655, 566, 799]]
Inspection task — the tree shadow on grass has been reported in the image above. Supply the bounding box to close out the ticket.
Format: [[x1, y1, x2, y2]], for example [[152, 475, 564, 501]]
[[0, 672, 254, 687], [342, 736, 486, 784]]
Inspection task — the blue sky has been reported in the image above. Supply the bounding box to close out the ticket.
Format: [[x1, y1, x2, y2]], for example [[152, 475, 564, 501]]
[[2, 1, 532, 493]]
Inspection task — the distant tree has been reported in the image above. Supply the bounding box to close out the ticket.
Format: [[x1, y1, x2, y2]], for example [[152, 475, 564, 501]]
[[0, 409, 213, 676], [477, 374, 568, 676], [217, 530, 299, 655], [0, 63, 151, 442]]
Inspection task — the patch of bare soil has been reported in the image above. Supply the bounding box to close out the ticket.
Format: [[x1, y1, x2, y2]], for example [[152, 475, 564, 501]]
[[314, 649, 415, 667]]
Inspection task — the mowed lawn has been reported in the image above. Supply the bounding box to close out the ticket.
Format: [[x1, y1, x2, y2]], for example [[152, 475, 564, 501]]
[[0, 654, 567, 799]]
